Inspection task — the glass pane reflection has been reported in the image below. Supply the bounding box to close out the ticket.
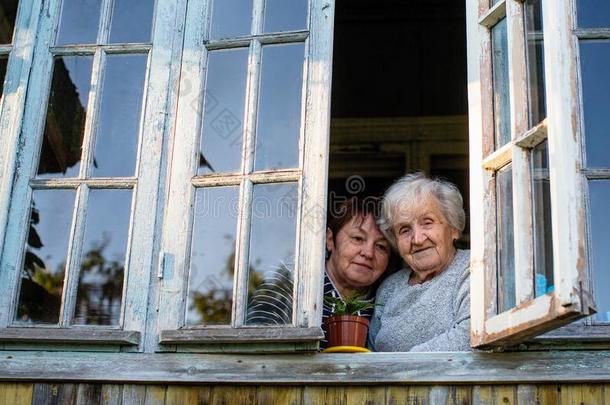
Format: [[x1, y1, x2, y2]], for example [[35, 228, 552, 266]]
[[109, 0, 154, 43], [0, 56, 7, 95], [186, 187, 239, 326], [589, 181, 610, 323], [56, 0, 102, 45], [254, 44, 304, 171], [532, 140, 554, 297], [245, 183, 297, 325], [496, 165, 515, 313], [16, 190, 75, 324], [580, 41, 610, 168], [37, 56, 93, 179], [524, 0, 547, 126], [74, 190, 131, 325], [198, 49, 248, 175], [492, 19, 511, 148], [264, 0, 307, 33], [0, 0, 19, 44], [577, 0, 610, 28], [92, 54, 147, 177], [210, 0, 252, 39]]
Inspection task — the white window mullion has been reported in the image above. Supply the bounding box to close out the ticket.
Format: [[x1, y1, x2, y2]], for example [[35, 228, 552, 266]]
[[155, 0, 209, 334], [0, 0, 59, 328], [294, 0, 335, 329], [506, 0, 535, 305], [79, 48, 105, 179], [58, 184, 88, 327], [0, 0, 45, 260], [542, 0, 592, 310], [232, 179, 253, 327], [125, 0, 189, 350]]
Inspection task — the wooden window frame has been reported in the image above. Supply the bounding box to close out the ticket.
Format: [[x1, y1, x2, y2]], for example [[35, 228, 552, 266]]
[[467, 0, 597, 349], [155, 0, 333, 349], [0, 0, 180, 348]]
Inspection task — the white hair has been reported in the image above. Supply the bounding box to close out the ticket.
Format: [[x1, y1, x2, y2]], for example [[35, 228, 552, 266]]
[[378, 172, 465, 248]]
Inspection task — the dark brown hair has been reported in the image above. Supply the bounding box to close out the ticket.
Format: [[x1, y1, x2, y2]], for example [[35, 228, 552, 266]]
[[327, 196, 382, 240]]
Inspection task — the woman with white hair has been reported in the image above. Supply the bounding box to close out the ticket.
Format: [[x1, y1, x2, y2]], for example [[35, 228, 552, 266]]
[[369, 173, 470, 352]]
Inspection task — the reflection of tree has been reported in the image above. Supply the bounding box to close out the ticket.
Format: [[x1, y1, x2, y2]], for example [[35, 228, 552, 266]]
[[18, 204, 123, 325], [17, 202, 63, 323], [187, 235, 263, 325], [74, 234, 124, 325]]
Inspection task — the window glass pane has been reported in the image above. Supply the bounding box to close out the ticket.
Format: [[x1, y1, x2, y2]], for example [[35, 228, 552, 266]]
[[0, 56, 7, 95], [37, 56, 93, 179], [491, 18, 511, 148], [186, 187, 239, 326], [263, 0, 307, 33], [577, 0, 610, 28], [580, 41, 610, 168], [589, 180, 610, 323], [56, 0, 102, 45], [109, 0, 154, 43], [91, 54, 147, 177], [496, 164, 515, 312], [0, 0, 19, 44], [198, 49, 248, 175], [74, 190, 131, 325], [245, 183, 297, 325], [16, 190, 75, 324], [532, 140, 554, 297], [210, 0, 252, 40], [254, 44, 304, 171], [524, 0, 547, 126]]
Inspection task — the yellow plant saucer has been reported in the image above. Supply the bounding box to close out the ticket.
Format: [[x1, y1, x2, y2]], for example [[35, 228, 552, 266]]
[[322, 345, 371, 353]]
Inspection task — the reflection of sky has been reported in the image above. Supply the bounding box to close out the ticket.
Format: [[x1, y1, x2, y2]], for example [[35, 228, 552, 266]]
[[187, 187, 239, 324], [580, 41, 610, 168], [92, 54, 147, 177], [109, 0, 154, 43], [199, 49, 248, 174], [26, 190, 75, 275], [492, 18, 511, 148], [589, 181, 610, 323], [248, 183, 297, 281], [80, 190, 131, 267], [577, 0, 610, 28], [210, 0, 252, 39], [56, 0, 101, 45], [254, 44, 304, 171], [497, 165, 515, 312], [263, 0, 307, 33]]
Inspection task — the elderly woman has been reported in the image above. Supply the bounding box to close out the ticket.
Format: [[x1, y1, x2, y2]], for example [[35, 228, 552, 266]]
[[369, 173, 470, 352]]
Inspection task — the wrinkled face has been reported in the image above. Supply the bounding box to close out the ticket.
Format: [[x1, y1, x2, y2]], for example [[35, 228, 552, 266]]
[[326, 214, 390, 292], [392, 197, 459, 281]]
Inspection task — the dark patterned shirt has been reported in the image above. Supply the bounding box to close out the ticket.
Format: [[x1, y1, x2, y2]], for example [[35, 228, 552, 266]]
[[321, 271, 374, 349]]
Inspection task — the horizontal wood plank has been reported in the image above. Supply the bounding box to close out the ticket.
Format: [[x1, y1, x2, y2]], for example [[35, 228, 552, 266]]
[[159, 327, 324, 344], [1, 351, 610, 384], [0, 328, 140, 345]]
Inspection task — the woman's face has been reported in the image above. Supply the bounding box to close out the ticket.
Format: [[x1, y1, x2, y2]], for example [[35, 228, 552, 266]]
[[392, 197, 459, 282], [326, 214, 390, 292]]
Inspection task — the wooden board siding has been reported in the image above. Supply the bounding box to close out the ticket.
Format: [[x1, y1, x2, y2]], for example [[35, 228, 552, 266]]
[[2, 383, 610, 405]]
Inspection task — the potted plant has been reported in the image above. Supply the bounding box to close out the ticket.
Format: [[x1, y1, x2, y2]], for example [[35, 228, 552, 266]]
[[323, 295, 379, 348]]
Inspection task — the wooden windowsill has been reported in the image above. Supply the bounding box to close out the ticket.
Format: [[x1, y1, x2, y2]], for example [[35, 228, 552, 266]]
[[1, 350, 610, 384], [159, 327, 324, 345], [0, 327, 140, 346]]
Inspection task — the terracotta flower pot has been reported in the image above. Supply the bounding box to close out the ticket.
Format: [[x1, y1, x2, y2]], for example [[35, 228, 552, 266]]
[[324, 315, 370, 348]]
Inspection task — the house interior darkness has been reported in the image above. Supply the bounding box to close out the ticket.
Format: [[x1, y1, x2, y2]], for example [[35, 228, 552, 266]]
[[329, 0, 470, 246]]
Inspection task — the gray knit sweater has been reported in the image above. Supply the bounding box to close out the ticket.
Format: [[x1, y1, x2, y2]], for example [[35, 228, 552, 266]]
[[369, 249, 471, 352]]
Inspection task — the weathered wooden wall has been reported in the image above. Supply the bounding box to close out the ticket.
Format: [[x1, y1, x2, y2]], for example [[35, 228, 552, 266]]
[[1, 383, 609, 404]]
